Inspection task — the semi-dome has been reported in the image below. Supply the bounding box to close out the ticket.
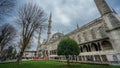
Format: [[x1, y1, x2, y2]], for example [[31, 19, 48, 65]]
[[52, 32, 64, 38]]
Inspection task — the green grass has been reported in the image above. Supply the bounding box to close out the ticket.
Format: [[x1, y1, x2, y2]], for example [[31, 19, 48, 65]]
[[0, 60, 120, 68]]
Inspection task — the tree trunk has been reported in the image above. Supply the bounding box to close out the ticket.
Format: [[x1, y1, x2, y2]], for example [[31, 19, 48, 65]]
[[66, 55, 70, 66], [16, 44, 26, 64], [16, 51, 24, 64]]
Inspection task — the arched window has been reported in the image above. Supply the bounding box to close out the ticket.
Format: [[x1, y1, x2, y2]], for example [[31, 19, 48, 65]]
[[83, 45, 89, 52], [101, 41, 113, 50], [91, 43, 99, 51], [113, 55, 118, 62]]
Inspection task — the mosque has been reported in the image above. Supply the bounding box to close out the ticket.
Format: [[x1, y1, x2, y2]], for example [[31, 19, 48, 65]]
[[37, 0, 120, 64]]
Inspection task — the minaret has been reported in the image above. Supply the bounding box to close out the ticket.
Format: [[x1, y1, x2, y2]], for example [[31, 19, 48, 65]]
[[36, 27, 42, 57], [94, 0, 120, 29], [44, 13, 52, 60], [47, 12, 52, 43], [94, 0, 120, 61], [94, 0, 112, 16]]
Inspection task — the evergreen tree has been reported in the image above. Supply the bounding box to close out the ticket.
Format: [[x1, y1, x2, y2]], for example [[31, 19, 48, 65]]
[[57, 37, 80, 66]]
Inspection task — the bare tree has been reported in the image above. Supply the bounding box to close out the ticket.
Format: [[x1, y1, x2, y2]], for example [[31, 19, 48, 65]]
[[0, 0, 16, 20], [0, 45, 16, 61], [0, 23, 16, 52], [16, 3, 47, 64], [0, 23, 16, 60]]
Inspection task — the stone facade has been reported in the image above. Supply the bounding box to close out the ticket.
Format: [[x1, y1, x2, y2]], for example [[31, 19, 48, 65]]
[[37, 0, 120, 64], [23, 51, 37, 59]]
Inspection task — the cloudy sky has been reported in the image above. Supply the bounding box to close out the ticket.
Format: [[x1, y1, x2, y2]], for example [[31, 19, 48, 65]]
[[17, 0, 120, 34], [14, 0, 120, 50]]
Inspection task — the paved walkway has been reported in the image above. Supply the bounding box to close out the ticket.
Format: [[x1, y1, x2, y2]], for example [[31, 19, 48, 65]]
[[0, 59, 33, 63]]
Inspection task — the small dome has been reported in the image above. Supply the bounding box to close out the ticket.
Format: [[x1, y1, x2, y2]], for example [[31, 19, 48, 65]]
[[50, 32, 64, 42]]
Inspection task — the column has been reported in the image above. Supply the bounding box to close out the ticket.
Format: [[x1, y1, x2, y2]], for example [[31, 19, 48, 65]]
[[99, 55, 103, 63], [93, 55, 96, 62], [84, 56, 87, 61], [99, 41, 104, 51], [77, 56, 79, 62], [98, 42, 103, 63], [90, 44, 92, 52]]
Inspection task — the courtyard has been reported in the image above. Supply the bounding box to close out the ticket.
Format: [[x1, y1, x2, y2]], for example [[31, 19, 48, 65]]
[[0, 0, 120, 67], [0, 60, 120, 68]]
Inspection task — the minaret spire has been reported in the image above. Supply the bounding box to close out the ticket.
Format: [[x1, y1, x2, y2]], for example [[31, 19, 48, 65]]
[[76, 23, 79, 29], [47, 12, 52, 42]]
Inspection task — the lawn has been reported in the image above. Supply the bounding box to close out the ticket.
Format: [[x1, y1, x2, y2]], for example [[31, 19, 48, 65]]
[[0, 60, 120, 68]]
